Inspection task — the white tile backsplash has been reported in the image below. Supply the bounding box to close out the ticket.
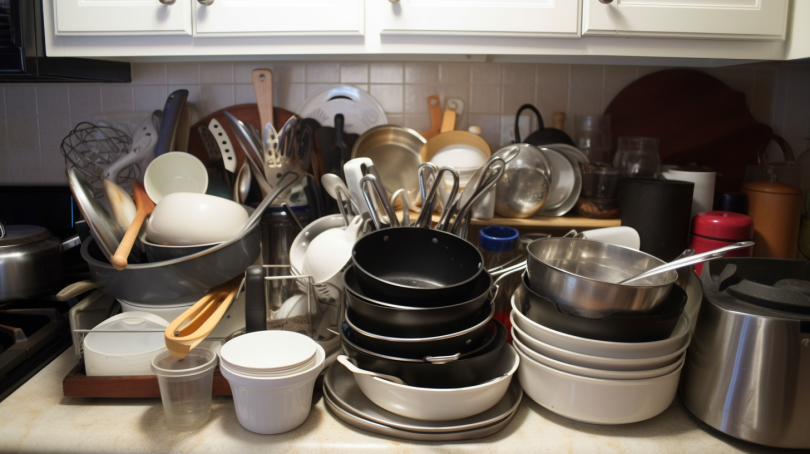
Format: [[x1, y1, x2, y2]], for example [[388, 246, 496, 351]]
[[2, 59, 808, 186]]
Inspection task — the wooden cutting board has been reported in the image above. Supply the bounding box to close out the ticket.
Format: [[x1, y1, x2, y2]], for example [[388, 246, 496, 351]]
[[186, 104, 295, 172], [604, 69, 772, 193]]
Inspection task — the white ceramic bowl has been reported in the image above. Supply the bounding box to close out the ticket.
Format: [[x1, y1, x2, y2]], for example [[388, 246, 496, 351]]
[[342, 344, 519, 421], [146, 192, 248, 246], [83, 311, 168, 376], [510, 298, 690, 359], [512, 335, 685, 380], [220, 344, 325, 435], [516, 345, 683, 424], [512, 322, 690, 372], [144, 152, 208, 204]]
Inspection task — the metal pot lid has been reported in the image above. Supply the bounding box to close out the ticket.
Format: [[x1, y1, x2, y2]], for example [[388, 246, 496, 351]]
[[0, 224, 52, 247]]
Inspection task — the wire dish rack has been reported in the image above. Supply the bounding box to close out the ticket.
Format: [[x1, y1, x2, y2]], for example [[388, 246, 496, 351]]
[[68, 290, 120, 361], [60, 122, 133, 198]]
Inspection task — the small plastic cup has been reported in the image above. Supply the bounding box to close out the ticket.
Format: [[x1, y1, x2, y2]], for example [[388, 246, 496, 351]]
[[151, 348, 218, 430]]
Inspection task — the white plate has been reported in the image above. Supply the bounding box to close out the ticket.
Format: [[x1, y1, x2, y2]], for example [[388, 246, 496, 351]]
[[220, 330, 317, 373], [535, 146, 582, 217], [298, 85, 387, 135]]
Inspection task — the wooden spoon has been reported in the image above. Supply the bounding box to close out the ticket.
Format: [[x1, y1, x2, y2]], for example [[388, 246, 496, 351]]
[[111, 180, 154, 270], [421, 94, 443, 140]]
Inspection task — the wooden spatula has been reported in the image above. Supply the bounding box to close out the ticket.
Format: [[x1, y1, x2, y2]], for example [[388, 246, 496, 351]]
[[111, 180, 154, 270], [421, 95, 443, 140], [164, 277, 243, 358]]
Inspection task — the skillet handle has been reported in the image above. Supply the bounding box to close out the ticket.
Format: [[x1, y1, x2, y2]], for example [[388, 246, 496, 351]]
[[245, 265, 267, 333]]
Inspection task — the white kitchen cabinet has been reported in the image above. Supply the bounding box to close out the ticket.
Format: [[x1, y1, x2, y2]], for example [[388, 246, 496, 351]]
[[379, 0, 580, 38], [582, 0, 788, 40], [193, 0, 364, 37], [53, 0, 193, 36]]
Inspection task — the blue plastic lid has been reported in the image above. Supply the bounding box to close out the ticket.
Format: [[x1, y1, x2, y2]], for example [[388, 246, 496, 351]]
[[479, 226, 519, 252]]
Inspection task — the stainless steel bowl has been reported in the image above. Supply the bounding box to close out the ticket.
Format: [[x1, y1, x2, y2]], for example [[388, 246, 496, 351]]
[[351, 125, 425, 206], [526, 237, 678, 318], [492, 144, 551, 218]]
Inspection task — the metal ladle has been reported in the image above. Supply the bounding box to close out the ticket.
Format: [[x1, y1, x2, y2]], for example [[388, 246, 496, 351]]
[[617, 241, 755, 285]]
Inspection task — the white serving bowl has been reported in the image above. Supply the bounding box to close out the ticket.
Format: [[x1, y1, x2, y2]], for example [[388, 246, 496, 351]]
[[511, 298, 690, 360], [83, 311, 168, 376], [144, 152, 208, 204], [341, 344, 519, 421], [516, 345, 683, 424], [220, 340, 325, 435], [512, 334, 685, 380], [512, 322, 690, 372], [146, 192, 248, 246]]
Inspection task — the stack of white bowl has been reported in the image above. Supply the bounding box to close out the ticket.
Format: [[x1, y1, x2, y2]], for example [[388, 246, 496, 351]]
[[510, 296, 691, 425], [219, 331, 325, 434]]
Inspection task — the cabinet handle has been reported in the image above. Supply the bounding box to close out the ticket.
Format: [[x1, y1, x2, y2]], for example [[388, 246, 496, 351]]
[[198, 0, 214, 5], [598, 0, 614, 3], [159, 0, 176, 4]]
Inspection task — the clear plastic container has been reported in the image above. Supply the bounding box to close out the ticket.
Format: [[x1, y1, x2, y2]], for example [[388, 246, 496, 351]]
[[151, 348, 218, 430], [613, 137, 661, 178]]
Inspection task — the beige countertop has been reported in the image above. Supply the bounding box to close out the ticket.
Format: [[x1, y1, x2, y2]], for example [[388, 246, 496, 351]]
[[0, 350, 774, 454]]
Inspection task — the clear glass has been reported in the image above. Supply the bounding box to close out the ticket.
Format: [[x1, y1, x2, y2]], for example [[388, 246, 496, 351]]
[[151, 348, 217, 430], [573, 115, 612, 164], [613, 137, 661, 178]]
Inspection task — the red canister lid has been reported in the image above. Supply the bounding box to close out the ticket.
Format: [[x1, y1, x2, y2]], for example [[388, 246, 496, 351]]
[[691, 211, 754, 241]]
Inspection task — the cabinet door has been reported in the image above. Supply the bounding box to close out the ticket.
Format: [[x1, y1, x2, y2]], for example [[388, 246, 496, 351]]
[[380, 0, 580, 37], [193, 0, 364, 37], [53, 0, 192, 36], [583, 0, 788, 40]]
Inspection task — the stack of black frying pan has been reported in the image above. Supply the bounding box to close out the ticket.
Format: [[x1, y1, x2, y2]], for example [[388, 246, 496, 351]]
[[340, 227, 508, 389]]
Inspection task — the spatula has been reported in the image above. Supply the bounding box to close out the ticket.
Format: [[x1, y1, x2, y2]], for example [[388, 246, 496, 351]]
[[111, 180, 154, 270]]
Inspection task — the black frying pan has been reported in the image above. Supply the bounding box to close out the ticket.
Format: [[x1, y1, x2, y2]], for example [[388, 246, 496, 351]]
[[340, 320, 506, 389], [344, 266, 493, 336], [351, 227, 484, 304], [515, 103, 575, 147]]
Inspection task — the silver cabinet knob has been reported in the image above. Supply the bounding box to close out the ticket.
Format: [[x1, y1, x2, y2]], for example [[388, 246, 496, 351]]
[[198, 0, 214, 5], [159, 0, 176, 4], [599, 0, 614, 3]]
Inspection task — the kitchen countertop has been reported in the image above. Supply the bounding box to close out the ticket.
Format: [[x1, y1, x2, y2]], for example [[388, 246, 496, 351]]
[[0, 350, 775, 453]]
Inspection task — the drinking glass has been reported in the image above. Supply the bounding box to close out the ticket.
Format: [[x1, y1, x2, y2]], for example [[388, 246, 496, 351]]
[[613, 137, 661, 178], [574, 115, 612, 164]]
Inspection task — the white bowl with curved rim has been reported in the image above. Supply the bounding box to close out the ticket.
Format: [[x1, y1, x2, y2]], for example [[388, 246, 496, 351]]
[[510, 298, 690, 359], [512, 322, 690, 372], [516, 345, 683, 425], [340, 344, 519, 421], [146, 192, 248, 246], [512, 334, 685, 380], [144, 151, 208, 204]]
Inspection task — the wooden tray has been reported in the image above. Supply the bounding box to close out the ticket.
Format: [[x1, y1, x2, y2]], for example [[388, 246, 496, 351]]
[[63, 362, 232, 398]]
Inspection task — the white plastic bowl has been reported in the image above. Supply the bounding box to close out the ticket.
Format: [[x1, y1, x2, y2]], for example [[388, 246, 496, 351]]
[[516, 345, 683, 424], [220, 331, 317, 377], [512, 322, 690, 372], [83, 311, 168, 376], [510, 298, 690, 359], [144, 152, 208, 204], [146, 192, 248, 246], [341, 344, 519, 421], [220, 344, 325, 435], [512, 334, 685, 380]]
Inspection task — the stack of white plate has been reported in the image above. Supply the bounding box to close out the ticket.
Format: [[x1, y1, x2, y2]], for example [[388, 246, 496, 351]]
[[219, 331, 325, 434], [510, 295, 691, 425]]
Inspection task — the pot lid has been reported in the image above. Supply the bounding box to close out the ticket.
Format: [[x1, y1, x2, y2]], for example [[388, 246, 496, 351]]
[[0, 224, 52, 247], [691, 211, 753, 240], [220, 330, 317, 372], [742, 181, 802, 195]]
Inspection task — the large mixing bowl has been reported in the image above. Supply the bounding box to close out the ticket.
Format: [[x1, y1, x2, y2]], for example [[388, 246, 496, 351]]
[[526, 237, 678, 318]]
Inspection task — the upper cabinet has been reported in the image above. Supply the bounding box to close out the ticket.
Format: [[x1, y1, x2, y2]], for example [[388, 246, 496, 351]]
[[193, 0, 364, 37], [379, 0, 580, 38], [582, 0, 788, 40], [53, 0, 193, 36]]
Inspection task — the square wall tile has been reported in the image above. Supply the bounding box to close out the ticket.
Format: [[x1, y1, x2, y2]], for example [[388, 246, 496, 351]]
[[385, 114, 404, 127], [168, 62, 200, 85], [536, 90, 569, 130], [8, 149, 42, 184], [502, 64, 535, 86], [470, 85, 500, 114], [234, 61, 263, 84], [5, 86, 37, 117], [502, 85, 535, 117], [200, 62, 234, 84], [569, 88, 603, 118], [471, 64, 500, 85], [0, 119, 7, 150], [469, 114, 501, 149], [198, 85, 235, 117], [7, 117, 39, 149], [101, 85, 134, 112], [405, 85, 440, 114], [39, 115, 71, 156], [131, 63, 166, 85], [439, 63, 470, 85], [68, 85, 102, 121], [604, 65, 636, 89], [235, 84, 256, 105], [269, 63, 307, 84], [41, 146, 67, 184], [537, 64, 569, 89], [0, 149, 8, 182], [571, 65, 603, 89], [305, 84, 331, 98], [405, 63, 439, 84], [370, 85, 403, 114], [133, 85, 168, 112], [37, 86, 69, 117], [370, 62, 403, 83], [306, 63, 339, 83], [403, 113, 431, 133], [340, 63, 369, 83], [274, 84, 305, 112]]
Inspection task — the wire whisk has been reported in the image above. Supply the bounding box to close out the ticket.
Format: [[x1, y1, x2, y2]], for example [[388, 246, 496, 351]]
[[61, 122, 132, 198]]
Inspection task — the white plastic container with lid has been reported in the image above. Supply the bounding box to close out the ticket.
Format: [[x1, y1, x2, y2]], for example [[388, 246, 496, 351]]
[[219, 331, 326, 434], [83, 311, 168, 376]]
